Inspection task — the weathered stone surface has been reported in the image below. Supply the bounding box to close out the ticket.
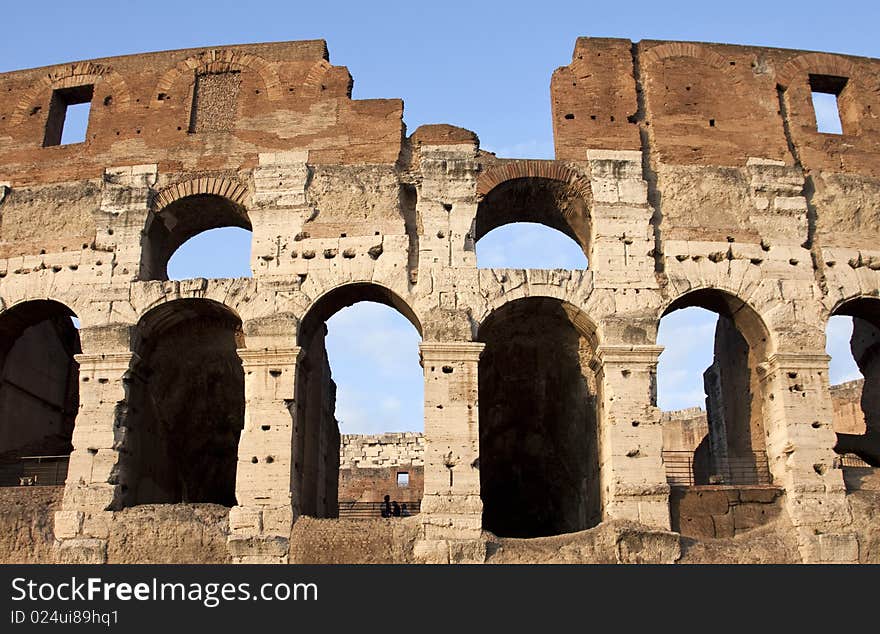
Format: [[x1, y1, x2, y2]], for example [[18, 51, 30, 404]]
[[0, 36, 877, 563]]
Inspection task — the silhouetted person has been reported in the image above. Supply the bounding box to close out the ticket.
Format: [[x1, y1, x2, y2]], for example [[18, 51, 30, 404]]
[[392, 501, 401, 517], [381, 494, 392, 518], [400, 503, 411, 517]]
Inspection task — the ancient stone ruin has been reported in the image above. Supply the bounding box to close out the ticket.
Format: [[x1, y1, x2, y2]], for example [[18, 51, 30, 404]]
[[1, 37, 879, 564]]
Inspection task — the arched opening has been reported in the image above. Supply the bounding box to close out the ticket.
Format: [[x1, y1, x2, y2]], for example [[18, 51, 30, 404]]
[[122, 299, 244, 506], [474, 176, 590, 269], [476, 222, 588, 269], [0, 300, 80, 486], [659, 290, 772, 486], [141, 194, 253, 280], [478, 297, 600, 537], [297, 284, 423, 519], [828, 298, 880, 467]]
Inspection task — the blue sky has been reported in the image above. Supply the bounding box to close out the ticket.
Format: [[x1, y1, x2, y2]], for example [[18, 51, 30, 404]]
[[2, 1, 871, 430]]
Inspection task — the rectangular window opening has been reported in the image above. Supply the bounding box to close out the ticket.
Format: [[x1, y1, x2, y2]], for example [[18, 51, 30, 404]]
[[809, 74, 847, 135], [397, 472, 409, 488], [43, 85, 94, 147]]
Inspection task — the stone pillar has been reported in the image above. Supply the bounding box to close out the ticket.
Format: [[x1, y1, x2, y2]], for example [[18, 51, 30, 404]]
[[54, 350, 136, 564], [97, 164, 157, 282], [416, 342, 485, 563], [760, 351, 857, 563], [703, 362, 732, 482], [228, 347, 300, 564], [592, 345, 670, 529]]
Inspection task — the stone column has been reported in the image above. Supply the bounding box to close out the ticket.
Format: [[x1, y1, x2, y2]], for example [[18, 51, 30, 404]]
[[54, 350, 136, 564], [228, 346, 301, 564], [97, 164, 157, 282], [760, 351, 857, 563], [592, 344, 670, 529], [416, 342, 485, 563]]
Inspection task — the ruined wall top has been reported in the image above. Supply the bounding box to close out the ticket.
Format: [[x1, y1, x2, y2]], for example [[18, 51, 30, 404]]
[[552, 38, 880, 172], [0, 40, 403, 188]]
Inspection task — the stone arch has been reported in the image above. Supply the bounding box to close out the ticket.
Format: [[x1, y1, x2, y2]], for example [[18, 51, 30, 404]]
[[660, 287, 772, 356], [154, 176, 250, 210], [297, 282, 422, 347], [142, 181, 252, 281], [294, 281, 423, 518], [477, 291, 598, 349], [827, 296, 880, 457], [475, 161, 592, 262], [151, 49, 282, 105], [0, 299, 80, 473], [477, 295, 601, 537], [120, 297, 245, 507], [10, 62, 131, 125], [476, 160, 592, 200], [659, 287, 773, 485]]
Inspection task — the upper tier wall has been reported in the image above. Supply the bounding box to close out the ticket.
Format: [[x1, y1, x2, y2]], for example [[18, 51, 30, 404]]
[[552, 38, 880, 249], [0, 40, 404, 187]]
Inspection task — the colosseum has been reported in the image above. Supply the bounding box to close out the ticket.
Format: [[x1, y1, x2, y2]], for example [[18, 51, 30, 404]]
[[0, 36, 879, 564]]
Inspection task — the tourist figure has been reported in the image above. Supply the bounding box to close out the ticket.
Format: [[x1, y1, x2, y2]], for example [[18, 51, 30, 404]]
[[400, 503, 411, 517], [392, 501, 401, 517], [381, 494, 392, 518]]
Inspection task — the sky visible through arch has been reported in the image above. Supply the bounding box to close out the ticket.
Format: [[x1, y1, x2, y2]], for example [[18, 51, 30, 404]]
[[2, 0, 872, 431]]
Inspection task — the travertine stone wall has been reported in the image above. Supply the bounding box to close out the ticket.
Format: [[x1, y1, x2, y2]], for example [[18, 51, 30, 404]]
[[339, 433, 425, 469], [0, 36, 877, 563]]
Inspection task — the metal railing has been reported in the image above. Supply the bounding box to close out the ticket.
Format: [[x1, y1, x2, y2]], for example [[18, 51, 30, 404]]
[[337, 500, 421, 519], [838, 453, 873, 468], [0, 455, 70, 487], [662, 450, 772, 486]]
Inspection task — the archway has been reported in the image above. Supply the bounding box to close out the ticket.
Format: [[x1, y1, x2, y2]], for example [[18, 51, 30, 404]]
[[141, 193, 252, 280], [121, 299, 244, 506], [828, 297, 880, 466], [659, 289, 772, 485], [0, 300, 80, 486], [474, 175, 591, 269], [297, 284, 423, 519], [478, 297, 600, 537]]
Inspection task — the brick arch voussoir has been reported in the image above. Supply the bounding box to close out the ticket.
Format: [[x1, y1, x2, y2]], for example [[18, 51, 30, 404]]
[[153, 176, 251, 213], [777, 52, 858, 90], [150, 50, 282, 107], [476, 160, 592, 202], [641, 42, 731, 74], [131, 280, 257, 326], [11, 62, 131, 125]]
